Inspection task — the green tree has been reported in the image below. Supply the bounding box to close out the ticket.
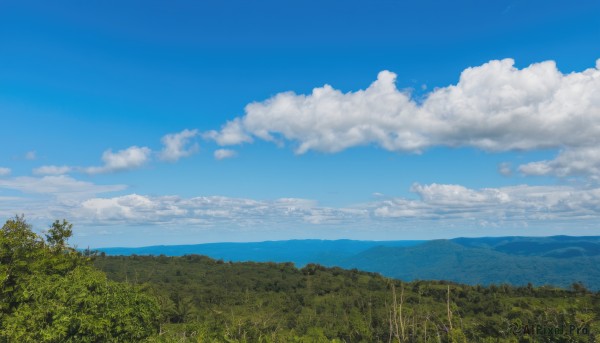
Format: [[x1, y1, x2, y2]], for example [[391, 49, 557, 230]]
[[2, 266, 159, 342], [0, 215, 46, 313], [0, 216, 160, 342], [45, 219, 73, 251]]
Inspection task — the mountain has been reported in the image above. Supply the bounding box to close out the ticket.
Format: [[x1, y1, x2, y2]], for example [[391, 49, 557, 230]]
[[337, 238, 600, 289], [451, 235, 600, 258], [95, 236, 600, 290], [95, 239, 425, 267]]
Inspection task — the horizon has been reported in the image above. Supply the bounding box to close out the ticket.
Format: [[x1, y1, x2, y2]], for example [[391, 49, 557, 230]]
[[2, 1, 600, 247], [89, 234, 600, 250]]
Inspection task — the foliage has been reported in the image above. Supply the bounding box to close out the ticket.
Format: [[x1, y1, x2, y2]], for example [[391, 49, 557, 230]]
[[95, 254, 600, 342], [342, 239, 600, 290], [97, 236, 600, 290], [3, 215, 598, 342], [0, 216, 159, 342]]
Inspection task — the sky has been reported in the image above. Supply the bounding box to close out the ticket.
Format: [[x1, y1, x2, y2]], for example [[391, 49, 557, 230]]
[[1, 0, 600, 247]]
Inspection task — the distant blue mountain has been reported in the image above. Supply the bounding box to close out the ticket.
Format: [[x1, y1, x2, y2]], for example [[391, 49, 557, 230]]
[[95, 239, 425, 267], [451, 235, 600, 258], [95, 236, 600, 290], [338, 236, 600, 290]]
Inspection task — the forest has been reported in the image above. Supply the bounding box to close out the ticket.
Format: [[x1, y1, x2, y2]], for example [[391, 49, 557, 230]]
[[1, 217, 599, 342]]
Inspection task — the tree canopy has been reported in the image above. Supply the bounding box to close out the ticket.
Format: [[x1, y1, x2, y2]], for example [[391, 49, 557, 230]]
[[0, 216, 159, 342]]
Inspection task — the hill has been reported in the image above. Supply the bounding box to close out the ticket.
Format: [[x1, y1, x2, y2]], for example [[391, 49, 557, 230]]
[[94, 253, 600, 342], [96, 239, 424, 266], [95, 236, 600, 290], [451, 235, 600, 258], [338, 239, 600, 289]]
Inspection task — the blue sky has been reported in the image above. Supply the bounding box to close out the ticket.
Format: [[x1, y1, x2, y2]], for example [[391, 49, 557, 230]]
[[1, 0, 600, 247]]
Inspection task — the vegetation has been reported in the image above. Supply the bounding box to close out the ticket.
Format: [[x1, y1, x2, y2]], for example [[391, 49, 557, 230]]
[[0, 216, 159, 342], [1, 216, 599, 342], [96, 254, 600, 342], [343, 239, 600, 290], [97, 236, 600, 291]]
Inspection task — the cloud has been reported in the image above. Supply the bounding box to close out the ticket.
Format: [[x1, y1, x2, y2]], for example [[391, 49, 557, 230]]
[[214, 149, 237, 160], [203, 118, 252, 146], [207, 58, 600, 177], [159, 129, 199, 162], [372, 183, 600, 222], [76, 194, 364, 226], [85, 146, 151, 174], [519, 147, 600, 179], [0, 168, 10, 176], [24, 151, 36, 160], [498, 162, 512, 176], [3, 174, 600, 235], [33, 165, 73, 175], [27, 130, 203, 178], [25, 182, 600, 233], [0, 175, 126, 200], [410, 183, 511, 207], [33, 130, 198, 177], [0, 175, 127, 223]]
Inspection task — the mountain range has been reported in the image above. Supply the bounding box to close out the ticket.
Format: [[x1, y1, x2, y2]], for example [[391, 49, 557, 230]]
[[96, 236, 600, 290]]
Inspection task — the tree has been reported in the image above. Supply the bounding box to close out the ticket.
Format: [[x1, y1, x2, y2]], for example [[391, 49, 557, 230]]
[[2, 265, 159, 342], [45, 219, 73, 250], [0, 215, 46, 313], [0, 216, 160, 342]]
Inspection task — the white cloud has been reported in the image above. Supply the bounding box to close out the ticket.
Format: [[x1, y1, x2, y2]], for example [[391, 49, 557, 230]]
[[204, 118, 252, 146], [0, 167, 10, 176], [518, 161, 553, 176], [27, 182, 597, 232], [33, 165, 73, 175], [33, 130, 198, 176], [3, 174, 600, 236], [410, 183, 511, 206], [159, 129, 199, 162], [85, 146, 151, 174], [0, 175, 127, 224], [519, 146, 600, 179], [207, 58, 600, 177], [75, 194, 364, 226], [372, 183, 600, 222], [0, 175, 126, 200], [214, 149, 237, 160]]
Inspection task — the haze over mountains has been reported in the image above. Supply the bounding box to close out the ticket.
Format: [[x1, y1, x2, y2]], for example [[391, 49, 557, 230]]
[[97, 235, 600, 290]]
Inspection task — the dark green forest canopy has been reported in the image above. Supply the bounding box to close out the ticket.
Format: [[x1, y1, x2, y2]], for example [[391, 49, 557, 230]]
[[96, 253, 600, 343]]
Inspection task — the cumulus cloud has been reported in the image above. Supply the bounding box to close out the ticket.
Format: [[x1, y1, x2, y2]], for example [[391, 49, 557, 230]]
[[372, 183, 600, 222], [34, 130, 199, 176], [0, 167, 10, 176], [207, 58, 600, 177], [519, 147, 600, 179], [3, 173, 600, 235], [33, 165, 73, 175], [203, 118, 252, 146], [214, 149, 237, 160], [159, 129, 199, 162], [23, 182, 598, 231], [85, 146, 151, 174]]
